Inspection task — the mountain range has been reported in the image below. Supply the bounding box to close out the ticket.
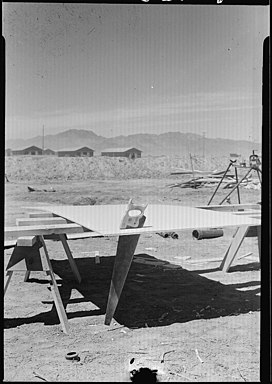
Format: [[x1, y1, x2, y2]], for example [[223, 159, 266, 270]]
[[5, 129, 261, 158]]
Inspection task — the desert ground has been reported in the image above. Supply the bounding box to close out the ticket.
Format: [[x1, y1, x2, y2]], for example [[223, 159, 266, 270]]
[[4, 156, 261, 382]]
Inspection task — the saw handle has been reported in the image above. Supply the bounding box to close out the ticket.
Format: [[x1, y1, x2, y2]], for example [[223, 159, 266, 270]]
[[120, 199, 148, 229], [126, 199, 147, 215]]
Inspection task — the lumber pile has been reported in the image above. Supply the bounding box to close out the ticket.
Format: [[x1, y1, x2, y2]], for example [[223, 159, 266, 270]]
[[169, 172, 253, 189]]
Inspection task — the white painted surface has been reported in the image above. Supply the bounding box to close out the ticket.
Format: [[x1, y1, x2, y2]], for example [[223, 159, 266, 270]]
[[28, 204, 261, 236]]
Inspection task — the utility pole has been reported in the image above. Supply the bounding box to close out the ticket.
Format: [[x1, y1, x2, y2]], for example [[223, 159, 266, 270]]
[[202, 131, 206, 159], [42, 125, 44, 153], [189, 153, 196, 189]]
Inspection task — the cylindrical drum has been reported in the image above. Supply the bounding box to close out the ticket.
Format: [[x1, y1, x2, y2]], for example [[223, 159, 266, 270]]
[[192, 228, 224, 240]]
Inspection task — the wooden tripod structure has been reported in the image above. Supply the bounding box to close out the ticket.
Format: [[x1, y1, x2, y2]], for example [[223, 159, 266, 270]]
[[208, 153, 262, 206]]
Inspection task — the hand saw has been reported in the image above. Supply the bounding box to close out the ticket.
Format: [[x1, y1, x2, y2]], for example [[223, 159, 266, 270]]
[[120, 199, 148, 229]]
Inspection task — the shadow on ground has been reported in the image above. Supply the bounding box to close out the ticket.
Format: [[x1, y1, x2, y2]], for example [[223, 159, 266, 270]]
[[4, 254, 260, 330], [193, 262, 261, 274]]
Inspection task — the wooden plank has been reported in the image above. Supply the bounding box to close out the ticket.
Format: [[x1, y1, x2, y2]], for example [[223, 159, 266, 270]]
[[232, 210, 261, 215], [16, 217, 67, 226], [17, 236, 37, 247], [27, 212, 54, 218], [39, 231, 102, 241], [197, 204, 261, 212], [187, 257, 223, 264], [5, 223, 83, 238], [66, 232, 103, 240], [4, 239, 17, 249], [237, 252, 253, 260]]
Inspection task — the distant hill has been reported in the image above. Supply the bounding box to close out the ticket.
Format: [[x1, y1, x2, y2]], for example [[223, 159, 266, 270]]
[[5, 129, 261, 157]]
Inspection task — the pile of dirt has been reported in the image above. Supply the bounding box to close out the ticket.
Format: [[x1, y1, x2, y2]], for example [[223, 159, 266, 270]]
[[5, 155, 230, 182]]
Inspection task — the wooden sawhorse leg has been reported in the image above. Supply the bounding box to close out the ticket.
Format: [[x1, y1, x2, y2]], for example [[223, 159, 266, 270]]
[[4, 270, 14, 295], [220, 225, 249, 272], [59, 234, 82, 284], [24, 271, 31, 282], [39, 236, 69, 334]]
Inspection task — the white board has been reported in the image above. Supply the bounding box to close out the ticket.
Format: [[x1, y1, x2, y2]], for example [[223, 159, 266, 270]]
[[26, 204, 261, 237]]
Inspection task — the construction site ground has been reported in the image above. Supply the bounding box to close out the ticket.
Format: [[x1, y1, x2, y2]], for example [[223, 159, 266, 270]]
[[4, 178, 261, 382]]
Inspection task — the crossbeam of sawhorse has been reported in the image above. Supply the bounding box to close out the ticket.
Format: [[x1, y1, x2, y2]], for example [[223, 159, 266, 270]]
[[4, 235, 69, 334], [15, 216, 82, 284], [104, 215, 146, 325], [220, 224, 261, 272]]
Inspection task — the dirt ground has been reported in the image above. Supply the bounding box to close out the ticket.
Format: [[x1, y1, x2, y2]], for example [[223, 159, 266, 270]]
[[4, 178, 261, 382]]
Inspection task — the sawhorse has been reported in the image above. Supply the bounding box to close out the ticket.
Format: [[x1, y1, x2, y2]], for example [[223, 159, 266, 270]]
[[220, 224, 261, 272], [4, 216, 90, 334], [4, 235, 70, 333], [197, 203, 261, 272]]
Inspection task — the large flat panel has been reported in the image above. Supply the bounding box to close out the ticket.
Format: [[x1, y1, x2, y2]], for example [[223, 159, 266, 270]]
[[27, 204, 261, 236]]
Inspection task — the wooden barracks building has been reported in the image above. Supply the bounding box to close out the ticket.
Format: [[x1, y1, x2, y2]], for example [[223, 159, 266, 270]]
[[101, 147, 142, 159], [10, 146, 56, 156], [12, 145, 44, 156], [57, 147, 94, 157], [8, 146, 142, 159]]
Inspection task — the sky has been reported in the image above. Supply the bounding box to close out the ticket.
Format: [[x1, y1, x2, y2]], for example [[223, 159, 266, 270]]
[[3, 3, 269, 142]]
